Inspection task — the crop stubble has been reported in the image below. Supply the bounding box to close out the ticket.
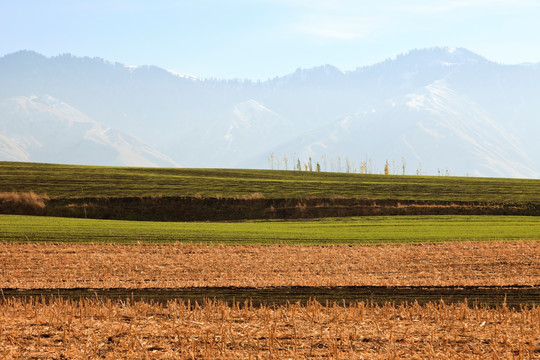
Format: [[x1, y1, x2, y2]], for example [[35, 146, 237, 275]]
[[1, 296, 539, 359], [1, 241, 538, 289], [1, 240, 539, 358]]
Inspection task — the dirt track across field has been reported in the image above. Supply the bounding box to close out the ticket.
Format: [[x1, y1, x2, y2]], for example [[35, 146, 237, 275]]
[[2, 286, 539, 307]]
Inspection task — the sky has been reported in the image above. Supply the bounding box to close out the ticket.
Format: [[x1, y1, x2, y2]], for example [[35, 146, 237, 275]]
[[2, 0, 540, 80]]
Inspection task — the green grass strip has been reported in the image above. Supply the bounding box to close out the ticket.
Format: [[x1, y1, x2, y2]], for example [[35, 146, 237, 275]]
[[1, 215, 539, 245], [1, 161, 539, 202]]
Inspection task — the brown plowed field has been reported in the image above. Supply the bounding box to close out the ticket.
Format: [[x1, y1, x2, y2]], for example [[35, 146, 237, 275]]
[[1, 241, 538, 289]]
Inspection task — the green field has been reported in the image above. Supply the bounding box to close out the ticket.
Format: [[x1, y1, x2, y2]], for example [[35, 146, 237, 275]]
[[1, 214, 539, 244], [1, 161, 539, 202], [2, 162, 539, 244]]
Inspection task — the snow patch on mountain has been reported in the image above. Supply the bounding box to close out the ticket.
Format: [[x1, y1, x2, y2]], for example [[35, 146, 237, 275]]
[[165, 69, 201, 81]]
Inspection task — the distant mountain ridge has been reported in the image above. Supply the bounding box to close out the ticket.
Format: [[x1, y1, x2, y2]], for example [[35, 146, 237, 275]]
[[0, 48, 539, 177]]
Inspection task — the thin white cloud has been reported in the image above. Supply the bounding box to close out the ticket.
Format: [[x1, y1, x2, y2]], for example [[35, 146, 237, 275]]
[[265, 0, 540, 13], [390, 0, 540, 14], [262, 0, 354, 10], [262, 0, 540, 42]]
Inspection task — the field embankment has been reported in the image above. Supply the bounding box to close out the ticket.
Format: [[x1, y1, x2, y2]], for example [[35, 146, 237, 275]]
[[4, 194, 540, 221], [41, 196, 540, 221], [3, 194, 540, 221]]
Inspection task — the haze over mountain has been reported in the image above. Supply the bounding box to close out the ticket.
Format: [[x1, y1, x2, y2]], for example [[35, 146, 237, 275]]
[[0, 48, 539, 177], [0, 95, 178, 167]]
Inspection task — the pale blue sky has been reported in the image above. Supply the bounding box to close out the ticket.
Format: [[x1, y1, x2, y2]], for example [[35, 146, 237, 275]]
[[2, 0, 540, 80]]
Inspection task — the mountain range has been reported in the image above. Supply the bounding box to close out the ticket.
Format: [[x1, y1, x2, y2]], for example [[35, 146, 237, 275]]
[[0, 48, 539, 178]]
